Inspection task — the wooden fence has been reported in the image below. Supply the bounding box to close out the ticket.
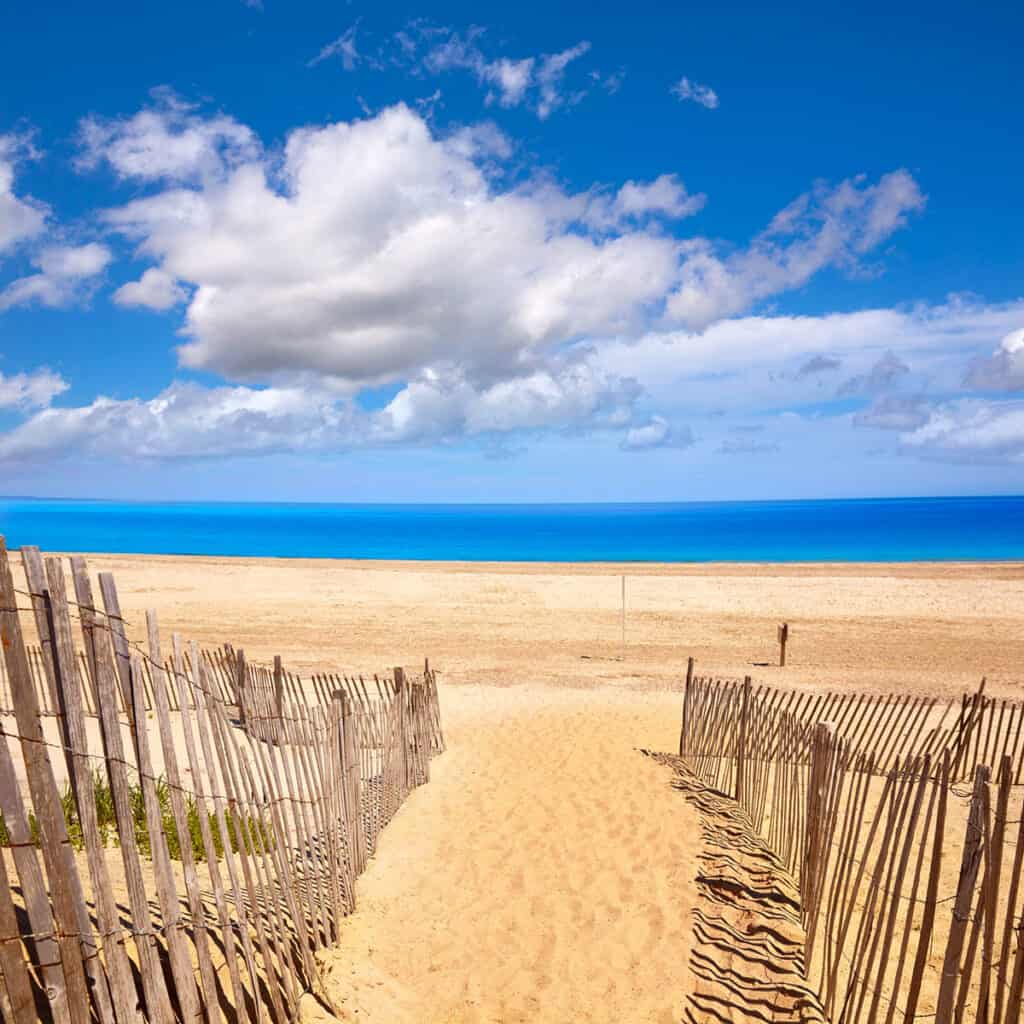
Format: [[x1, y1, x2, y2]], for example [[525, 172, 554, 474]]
[[0, 538, 444, 1023], [678, 661, 1024, 1023]]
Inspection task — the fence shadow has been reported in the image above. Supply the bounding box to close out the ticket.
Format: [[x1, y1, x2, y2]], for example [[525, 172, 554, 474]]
[[645, 751, 827, 1024]]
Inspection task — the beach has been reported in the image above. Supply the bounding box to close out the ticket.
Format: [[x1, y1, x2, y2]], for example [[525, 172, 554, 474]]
[[76, 553, 1024, 698], [13, 552, 1024, 1022]]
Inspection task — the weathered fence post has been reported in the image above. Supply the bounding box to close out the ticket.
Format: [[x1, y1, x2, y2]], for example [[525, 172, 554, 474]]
[[778, 622, 789, 667], [679, 656, 694, 757], [340, 691, 366, 877], [934, 764, 989, 1023], [802, 720, 834, 957], [273, 654, 284, 739], [394, 666, 409, 792], [736, 675, 752, 804], [236, 647, 247, 727]]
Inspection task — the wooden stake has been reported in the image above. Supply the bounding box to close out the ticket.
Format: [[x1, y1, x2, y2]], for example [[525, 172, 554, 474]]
[[679, 656, 694, 757], [778, 621, 789, 667]]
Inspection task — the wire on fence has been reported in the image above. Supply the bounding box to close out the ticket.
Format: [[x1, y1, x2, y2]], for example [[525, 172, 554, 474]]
[[0, 536, 446, 1024]]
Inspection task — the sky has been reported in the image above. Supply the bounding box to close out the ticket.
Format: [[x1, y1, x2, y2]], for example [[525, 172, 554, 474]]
[[0, 0, 1022, 502]]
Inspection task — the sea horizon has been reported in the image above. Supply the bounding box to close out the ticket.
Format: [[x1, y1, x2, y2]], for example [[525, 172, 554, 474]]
[[1, 494, 1022, 563]]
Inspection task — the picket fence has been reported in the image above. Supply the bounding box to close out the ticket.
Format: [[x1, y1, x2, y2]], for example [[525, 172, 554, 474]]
[[0, 539, 444, 1023], [679, 659, 1024, 1023]]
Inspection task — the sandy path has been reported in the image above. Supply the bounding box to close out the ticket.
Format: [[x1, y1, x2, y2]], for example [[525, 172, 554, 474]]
[[317, 685, 700, 1023]]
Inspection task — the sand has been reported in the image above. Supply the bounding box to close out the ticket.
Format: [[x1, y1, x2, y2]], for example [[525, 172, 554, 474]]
[[64, 554, 1024, 698], [21, 554, 1024, 1021]]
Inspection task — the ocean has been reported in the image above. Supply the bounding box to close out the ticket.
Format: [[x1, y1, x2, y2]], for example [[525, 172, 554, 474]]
[[0, 495, 1021, 562]]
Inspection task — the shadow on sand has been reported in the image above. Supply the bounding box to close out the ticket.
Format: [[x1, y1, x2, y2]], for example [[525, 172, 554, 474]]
[[644, 752, 827, 1024]]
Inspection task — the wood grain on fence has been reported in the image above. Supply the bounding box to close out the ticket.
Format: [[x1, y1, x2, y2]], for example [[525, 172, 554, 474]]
[[677, 662, 1024, 1023], [0, 539, 445, 1022]]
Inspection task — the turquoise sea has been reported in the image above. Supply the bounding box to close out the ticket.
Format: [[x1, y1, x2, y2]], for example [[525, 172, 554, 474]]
[[0, 496, 1021, 562]]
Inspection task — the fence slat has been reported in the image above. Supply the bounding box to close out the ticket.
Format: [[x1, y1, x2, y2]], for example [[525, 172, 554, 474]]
[[48, 558, 142, 1024], [0, 539, 95, 1024]]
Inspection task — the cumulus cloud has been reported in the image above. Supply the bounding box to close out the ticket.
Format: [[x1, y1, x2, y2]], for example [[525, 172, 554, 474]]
[[377, 361, 639, 442], [0, 383, 358, 461], [0, 368, 68, 410], [0, 133, 48, 257], [76, 89, 259, 184], [113, 267, 188, 310], [0, 361, 642, 462], [900, 399, 1024, 462], [0, 242, 111, 310], [665, 171, 926, 330], [97, 103, 682, 385], [672, 77, 719, 109], [88, 99, 923, 407], [964, 327, 1024, 391]]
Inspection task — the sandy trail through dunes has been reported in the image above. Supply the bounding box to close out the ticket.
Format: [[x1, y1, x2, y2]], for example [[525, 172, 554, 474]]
[[317, 684, 700, 1023]]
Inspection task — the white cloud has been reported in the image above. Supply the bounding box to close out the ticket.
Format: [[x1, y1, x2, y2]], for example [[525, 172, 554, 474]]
[[0, 242, 111, 310], [76, 89, 259, 184], [0, 382, 357, 461], [309, 25, 360, 71], [620, 415, 692, 451], [900, 399, 1024, 462], [964, 327, 1024, 391], [90, 101, 922, 402], [113, 267, 188, 310], [534, 42, 591, 119], [98, 103, 682, 385], [590, 298, 1024, 416], [377, 361, 639, 443], [0, 361, 642, 462], [0, 134, 49, 257], [672, 77, 719, 109], [0, 368, 68, 410], [665, 171, 926, 330], [613, 174, 706, 220], [392, 26, 593, 119]]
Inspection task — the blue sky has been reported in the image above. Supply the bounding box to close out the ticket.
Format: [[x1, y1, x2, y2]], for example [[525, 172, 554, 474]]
[[0, 0, 1022, 501]]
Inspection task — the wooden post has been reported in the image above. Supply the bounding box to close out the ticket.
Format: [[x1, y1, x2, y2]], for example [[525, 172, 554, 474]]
[[934, 764, 989, 1023], [273, 654, 284, 733], [803, 720, 835, 957], [778, 622, 789, 667], [235, 647, 246, 725], [394, 666, 409, 792], [341, 692, 366, 877], [736, 675, 752, 804], [0, 539, 96, 1024], [679, 656, 694, 757]]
